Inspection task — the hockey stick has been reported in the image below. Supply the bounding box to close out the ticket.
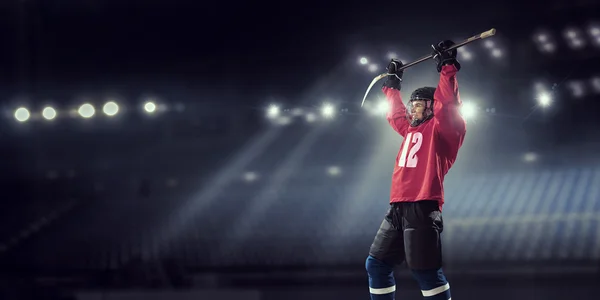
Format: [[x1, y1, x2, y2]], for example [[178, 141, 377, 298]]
[[360, 28, 496, 107]]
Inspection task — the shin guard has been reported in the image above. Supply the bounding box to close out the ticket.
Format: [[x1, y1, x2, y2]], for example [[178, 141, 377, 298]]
[[411, 268, 451, 300], [365, 255, 396, 300]]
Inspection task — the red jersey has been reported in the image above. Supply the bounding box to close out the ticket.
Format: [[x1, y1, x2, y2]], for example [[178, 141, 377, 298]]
[[383, 65, 466, 210]]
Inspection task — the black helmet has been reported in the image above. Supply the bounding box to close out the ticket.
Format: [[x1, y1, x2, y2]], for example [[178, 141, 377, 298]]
[[407, 87, 435, 127]]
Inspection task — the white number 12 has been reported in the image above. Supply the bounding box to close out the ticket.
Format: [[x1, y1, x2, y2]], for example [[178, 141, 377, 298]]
[[398, 132, 423, 168]]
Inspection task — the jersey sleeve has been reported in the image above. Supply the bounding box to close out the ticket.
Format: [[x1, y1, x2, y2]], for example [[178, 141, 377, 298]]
[[433, 65, 467, 159], [433, 65, 467, 140], [382, 86, 410, 137]]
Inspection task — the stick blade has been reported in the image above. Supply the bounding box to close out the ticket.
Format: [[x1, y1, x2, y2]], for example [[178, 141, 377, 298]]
[[361, 73, 387, 107]]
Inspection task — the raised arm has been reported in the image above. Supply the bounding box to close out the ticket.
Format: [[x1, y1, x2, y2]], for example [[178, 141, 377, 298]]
[[382, 59, 410, 137], [431, 41, 466, 142], [433, 65, 465, 135]]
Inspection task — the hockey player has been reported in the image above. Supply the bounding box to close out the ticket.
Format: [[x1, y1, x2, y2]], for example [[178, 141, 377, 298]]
[[365, 40, 467, 300]]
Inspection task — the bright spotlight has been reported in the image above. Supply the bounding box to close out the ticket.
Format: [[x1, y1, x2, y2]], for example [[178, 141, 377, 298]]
[[524, 152, 538, 162], [321, 103, 335, 118], [359, 57, 368, 65], [375, 100, 389, 115], [305, 112, 317, 123], [491, 48, 503, 58], [591, 77, 600, 93], [327, 166, 341, 177], [570, 38, 585, 49], [243, 172, 258, 182], [266, 104, 280, 119], [42, 107, 57, 120], [144, 101, 156, 113], [460, 102, 477, 119], [460, 51, 473, 60], [386, 52, 398, 60], [537, 93, 552, 107], [368, 64, 378, 73], [567, 81, 585, 98], [484, 40, 495, 48], [14, 107, 30, 122], [590, 27, 600, 36], [103, 101, 119, 116], [536, 34, 548, 43], [78, 103, 95, 118], [542, 43, 556, 52]]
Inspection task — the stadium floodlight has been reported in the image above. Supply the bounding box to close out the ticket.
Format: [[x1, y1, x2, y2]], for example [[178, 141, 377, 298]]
[[542, 43, 556, 52], [524, 152, 538, 162], [491, 48, 503, 58], [565, 29, 578, 39], [103, 101, 119, 116], [266, 104, 280, 119], [305, 112, 317, 123], [42, 107, 57, 120], [484, 40, 495, 48], [144, 101, 156, 113], [536, 33, 548, 43], [321, 103, 335, 118], [460, 102, 477, 119], [458, 48, 473, 60], [327, 166, 341, 177], [567, 81, 585, 98], [14, 107, 30, 122], [591, 77, 600, 93], [370, 100, 389, 115], [78, 103, 95, 118], [243, 172, 258, 182], [537, 92, 552, 107], [368, 64, 378, 73], [569, 38, 585, 49]]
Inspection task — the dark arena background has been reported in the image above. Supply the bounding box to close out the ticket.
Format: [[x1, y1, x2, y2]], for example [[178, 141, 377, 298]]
[[1, 1, 599, 299]]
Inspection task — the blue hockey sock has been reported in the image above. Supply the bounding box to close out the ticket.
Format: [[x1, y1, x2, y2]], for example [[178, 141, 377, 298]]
[[365, 256, 396, 300], [411, 268, 451, 300]]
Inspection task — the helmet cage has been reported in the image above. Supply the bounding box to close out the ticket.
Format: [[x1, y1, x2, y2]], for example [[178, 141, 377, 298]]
[[407, 87, 436, 127], [407, 98, 434, 127]]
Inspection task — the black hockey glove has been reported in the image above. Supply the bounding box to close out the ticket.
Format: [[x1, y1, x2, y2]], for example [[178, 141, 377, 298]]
[[431, 40, 461, 72], [383, 59, 404, 90]]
